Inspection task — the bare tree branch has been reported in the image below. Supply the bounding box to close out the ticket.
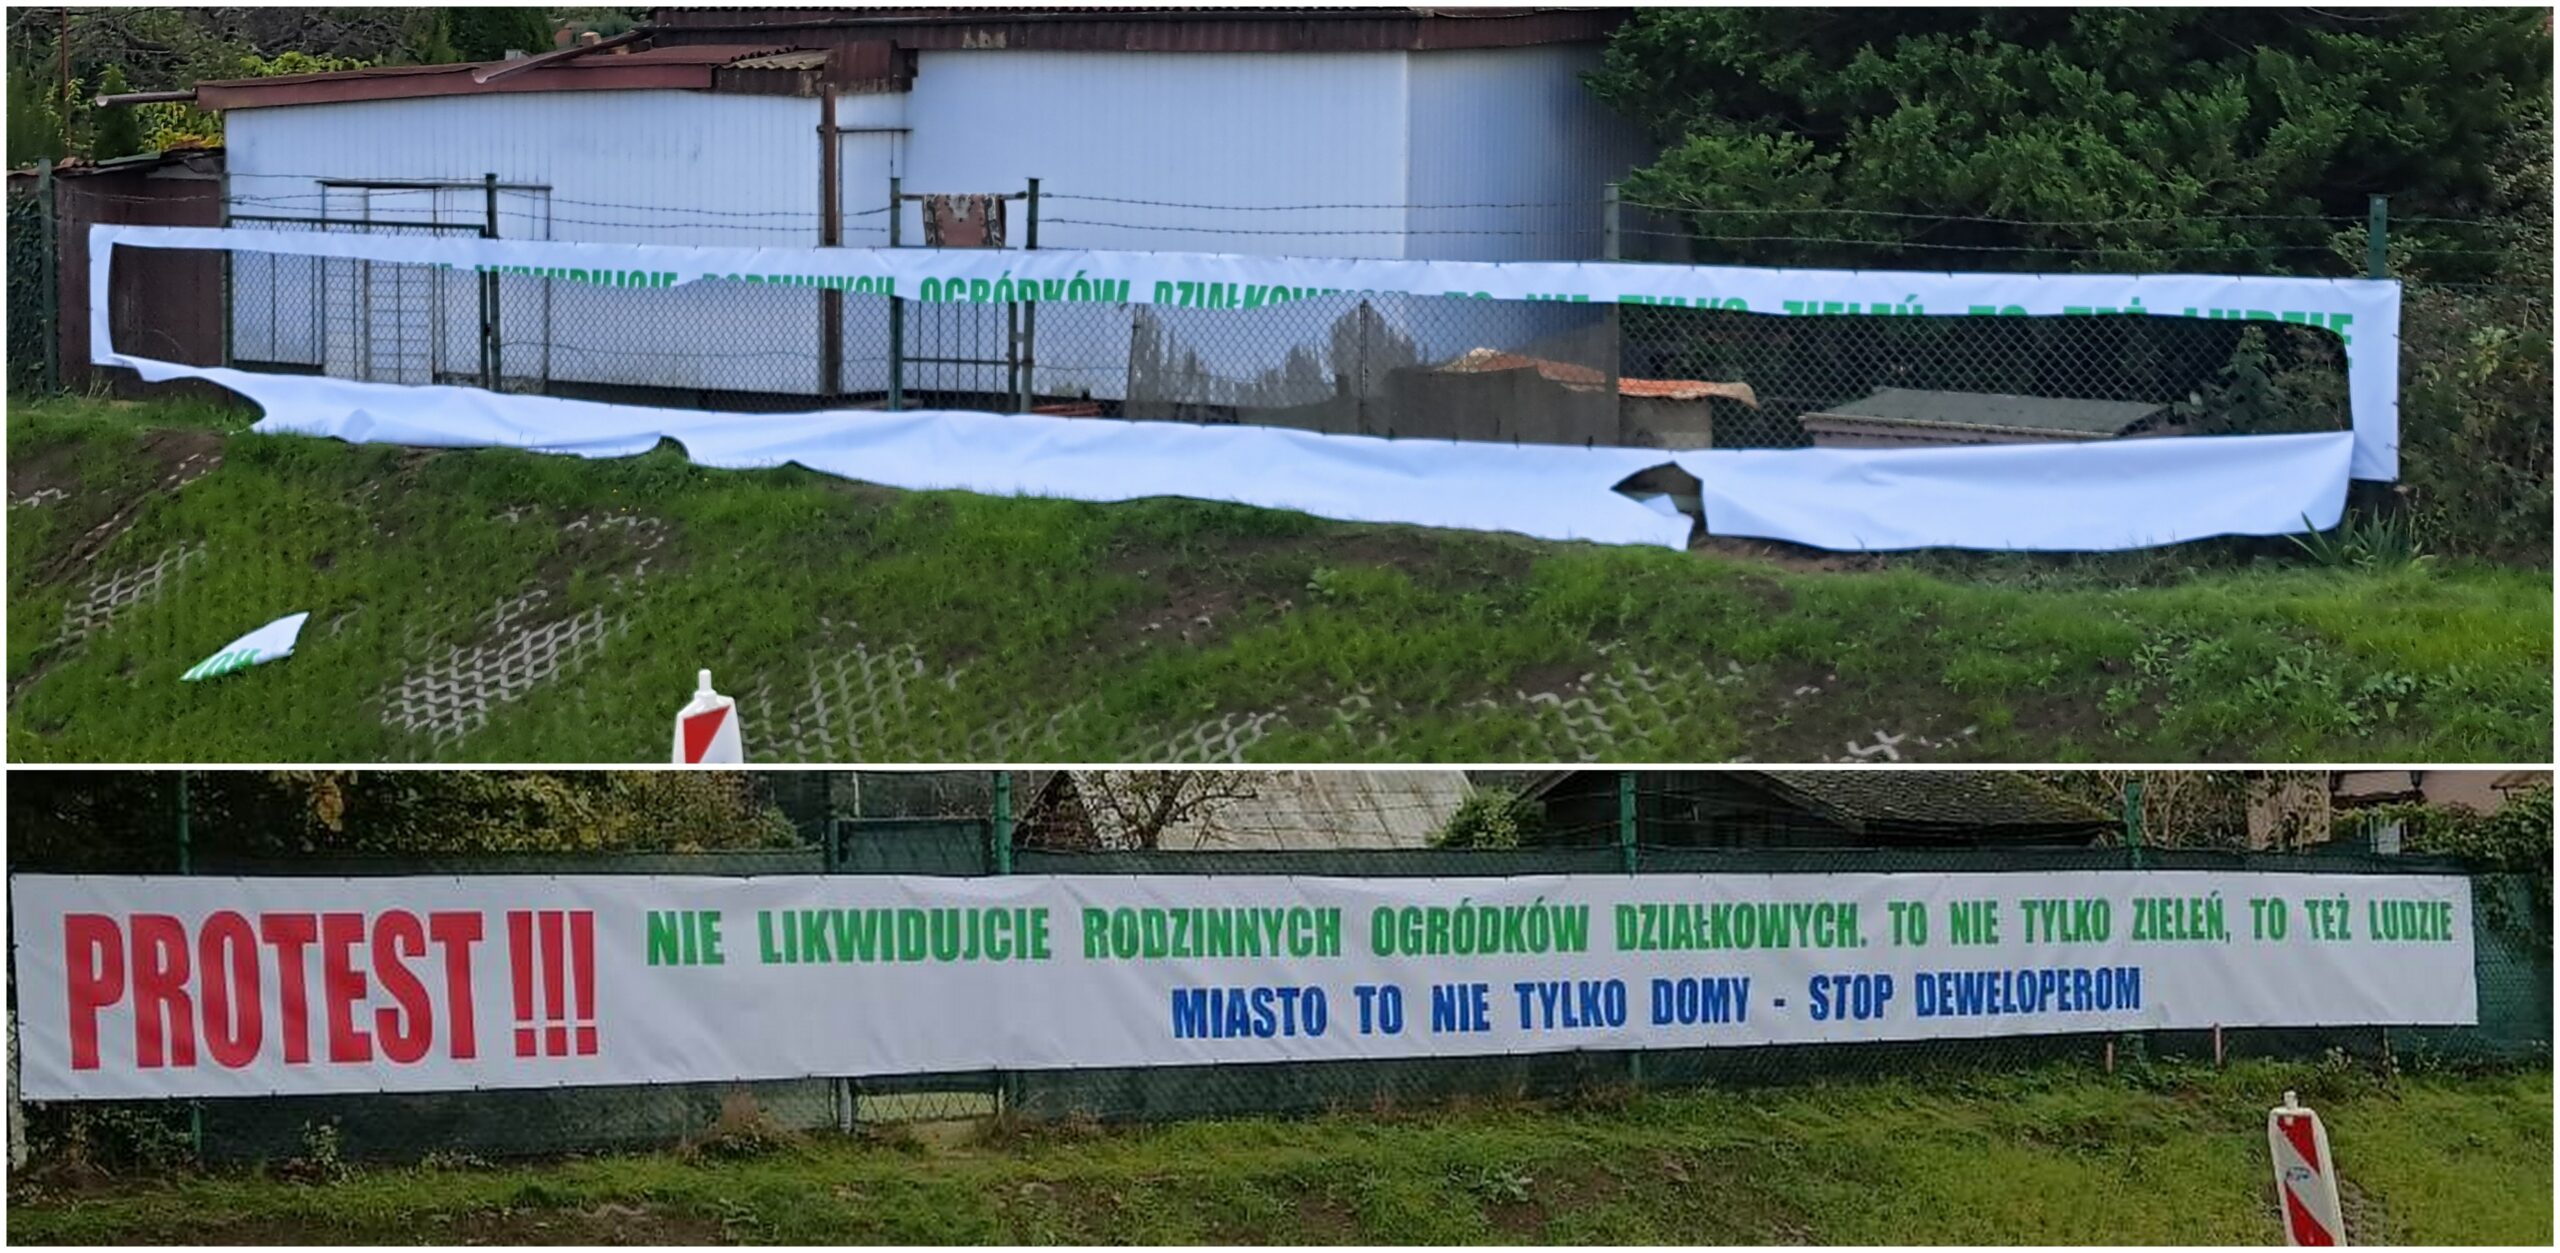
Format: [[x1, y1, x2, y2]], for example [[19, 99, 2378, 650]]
[[1076, 772, 1262, 850]]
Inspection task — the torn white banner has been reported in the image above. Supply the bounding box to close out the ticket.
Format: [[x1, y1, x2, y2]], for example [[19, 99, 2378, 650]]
[[181, 611, 309, 682], [144, 367, 1697, 549], [86, 223, 2403, 478]]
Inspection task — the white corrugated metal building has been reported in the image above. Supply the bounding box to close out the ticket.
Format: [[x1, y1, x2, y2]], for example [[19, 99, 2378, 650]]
[[193, 8, 1652, 409]]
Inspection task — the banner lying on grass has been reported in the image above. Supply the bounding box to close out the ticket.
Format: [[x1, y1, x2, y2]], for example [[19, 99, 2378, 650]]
[[120, 367, 1696, 548], [88, 225, 2403, 479], [12, 871, 2475, 1101]]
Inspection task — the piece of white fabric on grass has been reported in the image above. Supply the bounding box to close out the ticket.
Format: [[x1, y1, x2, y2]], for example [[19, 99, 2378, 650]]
[[153, 366, 1694, 549], [180, 611, 310, 682]]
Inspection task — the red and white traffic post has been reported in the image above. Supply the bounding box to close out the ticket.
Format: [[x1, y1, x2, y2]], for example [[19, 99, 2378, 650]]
[[2268, 1089, 2345, 1246], [672, 669, 744, 764]]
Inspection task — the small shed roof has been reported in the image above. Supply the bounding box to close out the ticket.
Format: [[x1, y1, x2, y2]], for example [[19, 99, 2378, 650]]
[[1512, 769, 2114, 843], [1042, 770, 1474, 851], [193, 44, 796, 110], [1806, 388, 2167, 438], [1441, 349, 1758, 405], [1754, 771, 2112, 837], [651, 7, 1627, 52]]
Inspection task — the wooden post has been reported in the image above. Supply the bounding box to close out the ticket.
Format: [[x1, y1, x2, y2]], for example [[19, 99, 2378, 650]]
[[887, 175, 904, 411], [1018, 177, 1039, 413], [37, 158, 59, 393], [1601, 182, 1621, 262], [818, 92, 843, 402]]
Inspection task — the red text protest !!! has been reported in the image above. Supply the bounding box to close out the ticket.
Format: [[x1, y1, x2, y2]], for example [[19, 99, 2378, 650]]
[[64, 910, 490, 1071]]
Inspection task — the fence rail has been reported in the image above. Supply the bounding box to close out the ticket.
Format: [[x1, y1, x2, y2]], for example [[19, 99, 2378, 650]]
[[11, 831, 2548, 1168]]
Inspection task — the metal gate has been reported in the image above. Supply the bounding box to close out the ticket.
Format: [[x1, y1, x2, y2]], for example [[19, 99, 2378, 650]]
[[228, 178, 554, 391], [886, 179, 1040, 411]]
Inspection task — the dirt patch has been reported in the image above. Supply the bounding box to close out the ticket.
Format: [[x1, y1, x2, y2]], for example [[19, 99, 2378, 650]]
[[1727, 661, 1993, 764], [6, 439, 85, 505], [1690, 533, 1888, 575], [26, 428, 225, 586], [445, 1201, 729, 1246], [1098, 523, 1536, 662], [1285, 1189, 1363, 1240], [1506, 660, 1594, 700]]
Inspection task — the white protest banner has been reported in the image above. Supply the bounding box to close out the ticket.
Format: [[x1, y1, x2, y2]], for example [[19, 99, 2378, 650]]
[[89, 225, 2401, 479], [11, 871, 2474, 1102]]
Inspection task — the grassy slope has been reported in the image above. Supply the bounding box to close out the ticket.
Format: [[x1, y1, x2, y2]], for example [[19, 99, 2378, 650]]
[[9, 396, 2550, 762], [8, 1064, 2549, 1245]]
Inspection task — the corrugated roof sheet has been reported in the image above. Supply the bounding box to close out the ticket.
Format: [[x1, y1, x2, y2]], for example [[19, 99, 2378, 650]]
[[1441, 348, 1759, 405], [1067, 770, 1473, 851], [725, 49, 834, 70], [195, 43, 796, 109], [1758, 771, 2112, 832], [650, 7, 1623, 52], [1810, 388, 2166, 436]]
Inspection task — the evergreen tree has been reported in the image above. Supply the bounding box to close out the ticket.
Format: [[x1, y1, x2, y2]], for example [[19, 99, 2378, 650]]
[[1587, 9, 2552, 278], [446, 8, 556, 62], [89, 66, 143, 160], [5, 67, 65, 167]]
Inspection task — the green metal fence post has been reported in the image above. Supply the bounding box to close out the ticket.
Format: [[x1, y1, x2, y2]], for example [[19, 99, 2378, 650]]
[[177, 771, 204, 1164], [991, 771, 1016, 1117], [992, 771, 1015, 875], [822, 811, 857, 1132], [2366, 195, 2389, 280], [2123, 780, 2145, 870], [887, 176, 904, 412], [1616, 771, 1637, 873], [1618, 768, 1644, 1089]]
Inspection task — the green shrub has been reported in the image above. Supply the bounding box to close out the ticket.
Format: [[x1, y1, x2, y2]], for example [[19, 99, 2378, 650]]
[[1431, 789, 1546, 850]]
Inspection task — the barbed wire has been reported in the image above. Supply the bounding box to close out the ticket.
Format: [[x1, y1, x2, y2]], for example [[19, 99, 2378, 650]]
[[1045, 217, 1574, 237], [1044, 193, 1596, 212], [1620, 201, 2381, 228], [1620, 226, 2357, 254]]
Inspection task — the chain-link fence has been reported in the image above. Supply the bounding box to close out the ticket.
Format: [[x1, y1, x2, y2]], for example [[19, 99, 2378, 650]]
[[12, 806, 2546, 1168], [42, 191, 2538, 490], [104, 230, 2356, 455], [6, 176, 55, 396]]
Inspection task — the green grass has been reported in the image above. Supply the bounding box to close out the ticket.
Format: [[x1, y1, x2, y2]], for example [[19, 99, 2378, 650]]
[[9, 1062, 2548, 1245], [9, 394, 2550, 762]]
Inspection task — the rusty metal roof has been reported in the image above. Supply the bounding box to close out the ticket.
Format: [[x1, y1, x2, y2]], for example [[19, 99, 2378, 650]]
[[725, 49, 834, 70], [194, 43, 796, 110], [650, 6, 1625, 52]]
